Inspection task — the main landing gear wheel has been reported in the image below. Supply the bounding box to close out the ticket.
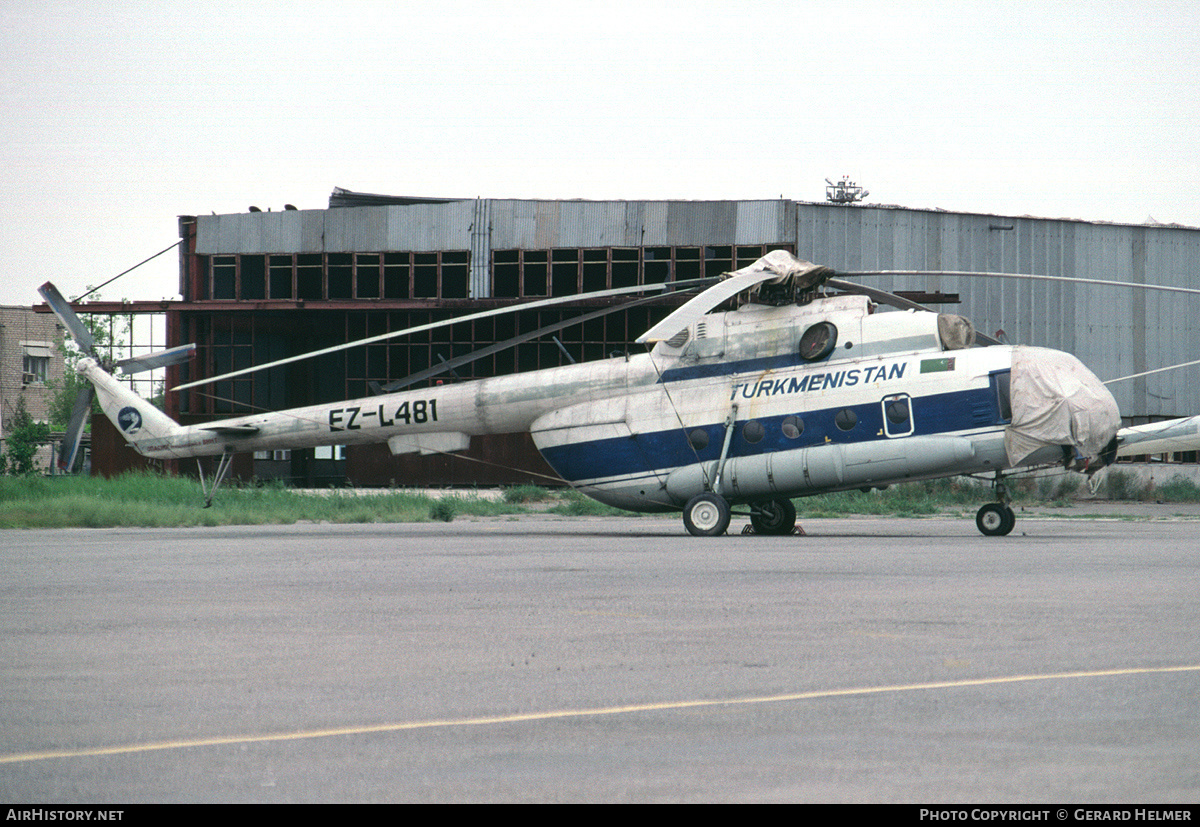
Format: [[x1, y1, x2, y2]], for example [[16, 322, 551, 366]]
[[750, 498, 797, 535], [975, 502, 1016, 536], [683, 493, 731, 537]]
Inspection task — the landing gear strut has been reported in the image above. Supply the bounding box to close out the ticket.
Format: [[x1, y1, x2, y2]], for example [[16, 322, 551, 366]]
[[975, 476, 1015, 536], [198, 449, 235, 508]]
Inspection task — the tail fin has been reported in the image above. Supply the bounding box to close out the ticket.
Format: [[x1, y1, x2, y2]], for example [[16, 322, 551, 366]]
[[77, 357, 186, 450]]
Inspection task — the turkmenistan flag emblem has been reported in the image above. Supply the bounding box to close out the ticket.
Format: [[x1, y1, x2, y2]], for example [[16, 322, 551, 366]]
[[920, 357, 956, 373]]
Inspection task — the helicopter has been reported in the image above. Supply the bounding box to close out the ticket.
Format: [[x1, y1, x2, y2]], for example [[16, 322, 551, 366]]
[[38, 251, 1200, 536]]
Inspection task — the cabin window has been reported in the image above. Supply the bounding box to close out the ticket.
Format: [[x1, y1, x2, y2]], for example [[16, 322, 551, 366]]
[[882, 394, 914, 437], [688, 429, 709, 450], [742, 420, 765, 444], [835, 408, 858, 431], [781, 415, 804, 439]]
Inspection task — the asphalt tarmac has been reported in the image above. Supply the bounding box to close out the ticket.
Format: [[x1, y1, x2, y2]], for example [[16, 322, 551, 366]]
[[2, 511, 1198, 803]]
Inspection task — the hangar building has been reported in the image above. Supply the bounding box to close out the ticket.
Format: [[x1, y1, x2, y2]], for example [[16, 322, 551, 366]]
[[79, 190, 1200, 484]]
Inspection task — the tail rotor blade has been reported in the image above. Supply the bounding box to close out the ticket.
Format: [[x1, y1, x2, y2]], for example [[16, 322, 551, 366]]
[[59, 386, 94, 473], [38, 282, 96, 355]]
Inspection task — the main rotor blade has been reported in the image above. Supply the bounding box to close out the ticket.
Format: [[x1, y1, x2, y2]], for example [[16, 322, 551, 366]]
[[825, 277, 931, 312], [636, 258, 833, 344], [377, 290, 691, 393], [59, 385, 94, 472], [173, 278, 717, 392], [845, 270, 1200, 297], [826, 277, 1002, 346], [115, 343, 196, 375], [1103, 357, 1200, 386], [38, 282, 96, 355]]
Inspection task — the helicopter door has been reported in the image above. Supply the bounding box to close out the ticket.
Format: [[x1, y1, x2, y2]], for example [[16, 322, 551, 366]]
[[882, 393, 914, 438]]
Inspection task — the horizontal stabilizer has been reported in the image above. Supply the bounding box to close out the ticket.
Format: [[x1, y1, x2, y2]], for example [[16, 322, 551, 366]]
[[388, 432, 470, 456], [199, 424, 261, 435]]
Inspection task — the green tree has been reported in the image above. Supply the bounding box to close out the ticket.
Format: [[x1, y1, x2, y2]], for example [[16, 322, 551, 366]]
[[1, 396, 51, 476]]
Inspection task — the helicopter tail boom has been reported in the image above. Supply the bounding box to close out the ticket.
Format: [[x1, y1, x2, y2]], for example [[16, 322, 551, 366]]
[[77, 356, 188, 451]]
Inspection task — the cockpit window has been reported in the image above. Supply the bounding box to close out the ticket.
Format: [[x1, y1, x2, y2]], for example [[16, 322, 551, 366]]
[[993, 370, 1012, 422]]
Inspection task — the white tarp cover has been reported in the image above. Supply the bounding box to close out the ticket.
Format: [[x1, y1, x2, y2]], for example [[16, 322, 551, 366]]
[[730, 250, 832, 287], [637, 252, 831, 343], [1005, 346, 1121, 466]]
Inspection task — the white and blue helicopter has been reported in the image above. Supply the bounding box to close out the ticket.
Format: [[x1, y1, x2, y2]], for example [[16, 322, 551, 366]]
[[38, 251, 1200, 536]]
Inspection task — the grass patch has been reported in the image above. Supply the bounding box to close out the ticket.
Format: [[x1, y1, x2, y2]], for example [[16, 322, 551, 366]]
[[501, 484, 559, 504], [0, 473, 526, 529], [794, 477, 983, 518], [544, 488, 633, 517], [1147, 474, 1200, 503], [5, 470, 1197, 530]]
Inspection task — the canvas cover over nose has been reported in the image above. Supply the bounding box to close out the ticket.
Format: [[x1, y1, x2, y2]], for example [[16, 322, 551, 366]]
[[1004, 346, 1121, 467]]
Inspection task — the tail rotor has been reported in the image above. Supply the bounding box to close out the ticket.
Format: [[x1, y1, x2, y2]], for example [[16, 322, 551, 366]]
[[37, 282, 194, 472]]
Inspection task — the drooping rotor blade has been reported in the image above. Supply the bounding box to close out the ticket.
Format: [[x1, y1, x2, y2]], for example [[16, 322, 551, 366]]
[[1116, 414, 1200, 457], [38, 282, 96, 355], [58, 384, 94, 472], [825, 277, 932, 312], [376, 289, 695, 393], [636, 256, 832, 344], [825, 277, 1002, 345], [115, 343, 196, 375], [173, 278, 717, 392], [844, 270, 1200, 297], [1103, 357, 1200, 386]]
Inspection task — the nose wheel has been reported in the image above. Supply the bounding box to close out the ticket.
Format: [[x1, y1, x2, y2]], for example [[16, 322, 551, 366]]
[[975, 502, 1016, 536], [975, 475, 1016, 536]]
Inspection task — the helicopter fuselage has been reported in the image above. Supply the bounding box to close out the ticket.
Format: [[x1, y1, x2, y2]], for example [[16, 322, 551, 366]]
[[85, 292, 1084, 514]]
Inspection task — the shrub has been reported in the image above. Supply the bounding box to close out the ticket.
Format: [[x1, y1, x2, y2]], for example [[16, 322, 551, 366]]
[[429, 499, 457, 522]]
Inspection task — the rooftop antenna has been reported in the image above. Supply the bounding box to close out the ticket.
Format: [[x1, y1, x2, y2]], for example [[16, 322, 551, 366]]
[[825, 176, 869, 204]]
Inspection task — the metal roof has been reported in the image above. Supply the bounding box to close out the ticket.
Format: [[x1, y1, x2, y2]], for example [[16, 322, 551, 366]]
[[190, 197, 1200, 421]]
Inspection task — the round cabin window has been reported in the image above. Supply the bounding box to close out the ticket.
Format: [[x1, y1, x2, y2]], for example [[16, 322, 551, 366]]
[[782, 415, 804, 439], [885, 396, 911, 425]]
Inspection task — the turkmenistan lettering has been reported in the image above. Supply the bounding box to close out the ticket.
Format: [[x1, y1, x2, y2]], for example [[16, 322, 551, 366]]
[[731, 362, 907, 401]]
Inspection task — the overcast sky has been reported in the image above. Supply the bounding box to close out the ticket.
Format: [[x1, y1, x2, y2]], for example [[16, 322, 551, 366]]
[[3, 0, 1198, 309]]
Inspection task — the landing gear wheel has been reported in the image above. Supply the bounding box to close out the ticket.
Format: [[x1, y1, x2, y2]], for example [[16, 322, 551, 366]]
[[976, 502, 1016, 536], [683, 493, 731, 537], [750, 498, 797, 535]]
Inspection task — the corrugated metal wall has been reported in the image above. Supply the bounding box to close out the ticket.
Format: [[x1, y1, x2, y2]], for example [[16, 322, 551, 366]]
[[194, 199, 1200, 420], [795, 203, 1200, 420]]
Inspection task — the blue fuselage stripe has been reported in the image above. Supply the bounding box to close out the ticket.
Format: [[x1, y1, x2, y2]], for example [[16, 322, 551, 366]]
[[538, 384, 1003, 484]]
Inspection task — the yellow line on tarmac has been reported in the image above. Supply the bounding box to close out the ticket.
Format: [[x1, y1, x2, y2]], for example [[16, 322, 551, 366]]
[[3, 664, 1198, 765]]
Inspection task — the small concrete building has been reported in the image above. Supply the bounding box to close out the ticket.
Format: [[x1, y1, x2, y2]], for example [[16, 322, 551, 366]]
[[0, 305, 65, 470]]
